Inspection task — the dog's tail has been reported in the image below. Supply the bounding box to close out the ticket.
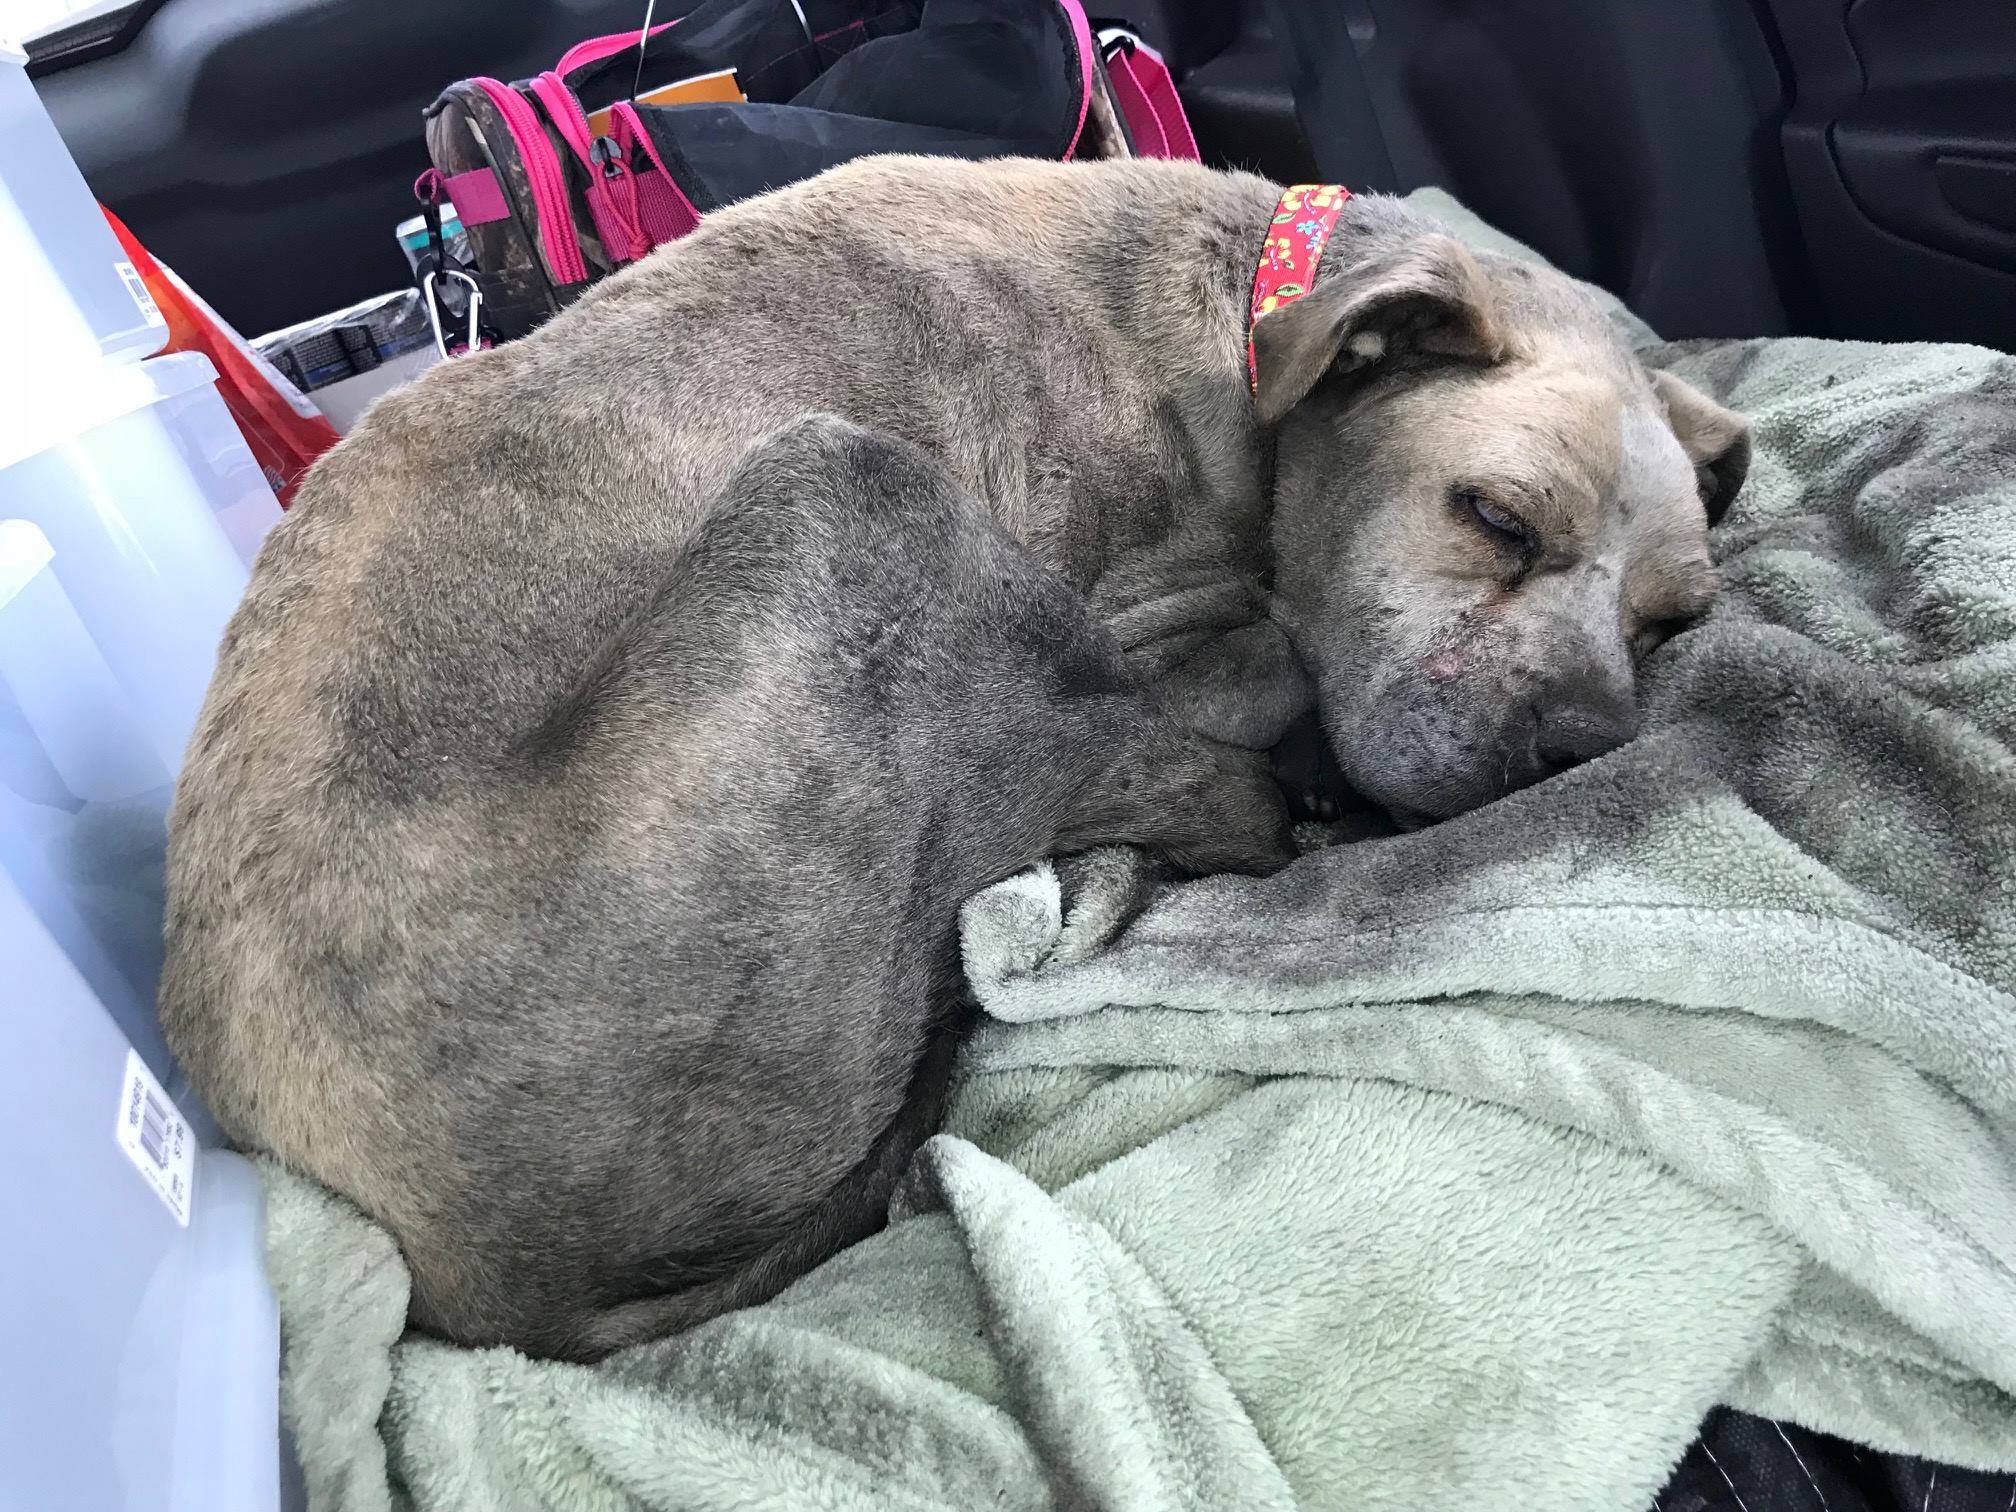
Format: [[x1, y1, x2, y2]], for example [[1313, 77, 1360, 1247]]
[[560, 1014, 967, 1361]]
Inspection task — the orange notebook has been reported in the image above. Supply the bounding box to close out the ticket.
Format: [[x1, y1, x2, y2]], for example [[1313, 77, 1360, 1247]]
[[586, 68, 745, 137]]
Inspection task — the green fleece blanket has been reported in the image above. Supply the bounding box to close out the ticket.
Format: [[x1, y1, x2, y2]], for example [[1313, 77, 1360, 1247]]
[[261, 193, 2016, 1512]]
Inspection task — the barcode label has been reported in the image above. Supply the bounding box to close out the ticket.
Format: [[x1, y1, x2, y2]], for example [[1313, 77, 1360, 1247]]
[[138, 1088, 169, 1166], [114, 1049, 194, 1226], [114, 259, 162, 324]]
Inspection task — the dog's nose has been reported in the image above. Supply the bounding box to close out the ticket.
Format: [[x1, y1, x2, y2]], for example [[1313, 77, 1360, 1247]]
[[1532, 693, 1639, 779]]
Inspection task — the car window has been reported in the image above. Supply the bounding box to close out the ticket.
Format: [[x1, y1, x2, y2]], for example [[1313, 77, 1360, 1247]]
[[5, 0, 127, 41]]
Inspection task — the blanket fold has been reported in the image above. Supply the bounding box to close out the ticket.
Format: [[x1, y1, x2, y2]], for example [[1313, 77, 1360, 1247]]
[[263, 192, 2016, 1511]]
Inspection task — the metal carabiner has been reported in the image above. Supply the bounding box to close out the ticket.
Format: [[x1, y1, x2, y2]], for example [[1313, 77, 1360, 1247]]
[[423, 268, 485, 359]]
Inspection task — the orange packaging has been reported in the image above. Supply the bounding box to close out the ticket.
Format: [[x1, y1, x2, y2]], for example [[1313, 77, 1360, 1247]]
[[585, 68, 744, 136]]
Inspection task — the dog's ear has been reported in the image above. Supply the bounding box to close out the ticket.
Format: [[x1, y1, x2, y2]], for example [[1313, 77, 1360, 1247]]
[[1650, 370, 1751, 526], [1251, 233, 1507, 426]]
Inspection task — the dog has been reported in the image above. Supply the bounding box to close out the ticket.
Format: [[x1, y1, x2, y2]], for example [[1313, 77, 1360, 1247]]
[[160, 156, 1747, 1360]]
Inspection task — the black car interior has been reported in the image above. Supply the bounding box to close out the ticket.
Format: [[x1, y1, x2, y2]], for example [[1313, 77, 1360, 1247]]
[[27, 0, 2016, 348]]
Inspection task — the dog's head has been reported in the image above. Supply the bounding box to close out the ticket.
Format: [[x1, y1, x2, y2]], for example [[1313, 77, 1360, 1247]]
[[1255, 213, 1748, 826]]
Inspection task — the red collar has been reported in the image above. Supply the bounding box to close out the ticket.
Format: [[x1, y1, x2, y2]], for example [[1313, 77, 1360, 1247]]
[[1247, 183, 1351, 392]]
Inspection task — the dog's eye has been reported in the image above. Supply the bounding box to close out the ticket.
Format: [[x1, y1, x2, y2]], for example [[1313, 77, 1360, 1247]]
[[1456, 489, 1533, 548]]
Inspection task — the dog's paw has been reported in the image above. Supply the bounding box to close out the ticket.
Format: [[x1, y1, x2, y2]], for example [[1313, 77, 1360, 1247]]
[[1166, 743, 1299, 877]]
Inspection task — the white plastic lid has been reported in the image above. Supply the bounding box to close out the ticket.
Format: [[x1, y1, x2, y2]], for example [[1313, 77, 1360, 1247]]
[[0, 348, 218, 475]]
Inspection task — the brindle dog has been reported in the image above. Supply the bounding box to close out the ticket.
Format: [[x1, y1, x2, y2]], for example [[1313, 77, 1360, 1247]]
[[161, 157, 1746, 1360]]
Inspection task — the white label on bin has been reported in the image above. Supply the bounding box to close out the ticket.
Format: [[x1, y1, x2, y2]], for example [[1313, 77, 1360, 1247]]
[[115, 1049, 194, 1226], [114, 260, 162, 324]]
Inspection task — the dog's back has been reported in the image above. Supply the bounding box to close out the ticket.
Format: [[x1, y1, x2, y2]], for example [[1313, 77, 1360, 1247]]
[[162, 158, 1290, 1355]]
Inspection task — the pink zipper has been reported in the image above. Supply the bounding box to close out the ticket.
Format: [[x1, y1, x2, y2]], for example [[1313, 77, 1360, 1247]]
[[528, 72, 650, 263], [469, 76, 589, 286], [1050, 0, 1096, 159], [611, 100, 703, 243], [604, 144, 643, 246]]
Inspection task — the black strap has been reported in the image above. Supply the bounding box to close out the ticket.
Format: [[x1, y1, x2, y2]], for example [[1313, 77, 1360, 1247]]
[[1262, 0, 1400, 193]]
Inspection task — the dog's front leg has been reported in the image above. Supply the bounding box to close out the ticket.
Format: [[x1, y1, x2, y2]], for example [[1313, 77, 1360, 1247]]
[[1091, 561, 1371, 830], [1091, 567, 1315, 750], [1150, 617, 1316, 750]]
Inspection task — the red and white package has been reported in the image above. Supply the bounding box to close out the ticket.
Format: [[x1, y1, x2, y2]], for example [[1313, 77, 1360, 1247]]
[[101, 206, 340, 508]]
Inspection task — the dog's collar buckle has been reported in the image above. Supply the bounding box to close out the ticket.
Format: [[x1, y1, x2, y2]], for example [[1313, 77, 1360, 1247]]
[[1247, 183, 1351, 394]]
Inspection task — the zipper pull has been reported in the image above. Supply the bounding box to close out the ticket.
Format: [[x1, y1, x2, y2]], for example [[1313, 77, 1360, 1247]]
[[591, 135, 649, 261]]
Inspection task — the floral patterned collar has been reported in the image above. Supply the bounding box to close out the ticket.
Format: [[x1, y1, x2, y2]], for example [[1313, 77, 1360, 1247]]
[[1247, 183, 1352, 393]]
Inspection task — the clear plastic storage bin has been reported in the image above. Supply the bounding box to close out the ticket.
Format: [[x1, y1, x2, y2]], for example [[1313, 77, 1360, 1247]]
[[1, 294, 288, 1503], [0, 518, 179, 1083], [2, 865, 280, 1512], [0, 349, 282, 1080], [0, 39, 168, 374]]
